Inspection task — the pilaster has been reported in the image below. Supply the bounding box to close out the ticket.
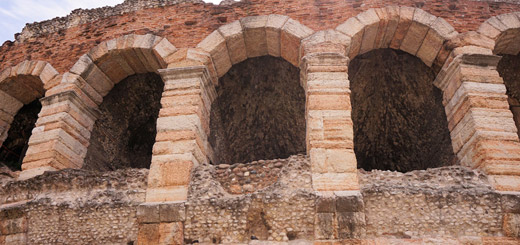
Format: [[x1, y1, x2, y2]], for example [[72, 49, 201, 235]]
[[301, 53, 359, 192], [435, 53, 520, 191]]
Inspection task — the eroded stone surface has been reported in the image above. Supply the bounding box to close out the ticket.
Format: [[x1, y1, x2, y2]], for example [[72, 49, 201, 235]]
[[0, 168, 148, 244], [83, 73, 163, 171], [349, 48, 455, 172], [360, 166, 503, 238], [209, 56, 306, 164], [186, 155, 314, 243]]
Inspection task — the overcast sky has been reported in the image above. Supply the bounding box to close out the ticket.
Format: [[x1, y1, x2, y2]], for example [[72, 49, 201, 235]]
[[0, 0, 222, 43]]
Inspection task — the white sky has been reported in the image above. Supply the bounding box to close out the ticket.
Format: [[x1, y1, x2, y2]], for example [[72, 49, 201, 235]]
[[0, 0, 222, 43]]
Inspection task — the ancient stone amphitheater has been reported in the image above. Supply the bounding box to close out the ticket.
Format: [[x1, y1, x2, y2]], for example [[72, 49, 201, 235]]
[[1, 0, 520, 244]]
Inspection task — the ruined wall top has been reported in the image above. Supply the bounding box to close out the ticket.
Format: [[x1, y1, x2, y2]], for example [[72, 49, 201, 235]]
[[15, 0, 207, 43], [3, 0, 520, 73]]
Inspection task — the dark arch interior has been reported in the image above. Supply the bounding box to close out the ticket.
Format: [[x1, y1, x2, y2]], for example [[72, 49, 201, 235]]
[[348, 48, 455, 172], [209, 56, 306, 164], [0, 100, 41, 171], [83, 73, 163, 171], [497, 53, 520, 137]]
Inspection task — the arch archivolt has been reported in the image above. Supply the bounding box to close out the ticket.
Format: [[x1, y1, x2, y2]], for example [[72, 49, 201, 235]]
[[479, 12, 520, 55], [302, 7, 458, 69], [195, 15, 314, 84], [0, 61, 58, 146], [20, 34, 177, 174], [9, 9, 520, 191]]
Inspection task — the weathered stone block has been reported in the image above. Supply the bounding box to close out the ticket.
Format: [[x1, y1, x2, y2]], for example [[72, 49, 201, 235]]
[[145, 186, 189, 203], [160, 202, 186, 222], [337, 212, 366, 239], [218, 20, 247, 65], [4, 233, 26, 244], [312, 173, 359, 191], [357, 8, 380, 55], [0, 90, 23, 116], [315, 213, 335, 240], [266, 14, 289, 57], [316, 192, 336, 213], [137, 204, 160, 224], [241, 15, 268, 58], [281, 18, 314, 66], [336, 192, 364, 212], [196, 30, 232, 77], [390, 6, 414, 50], [137, 223, 160, 245], [147, 160, 193, 188], [158, 222, 183, 245], [504, 213, 520, 238], [502, 194, 520, 214]]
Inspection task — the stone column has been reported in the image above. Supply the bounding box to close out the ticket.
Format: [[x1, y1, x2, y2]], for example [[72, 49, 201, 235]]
[[302, 53, 366, 241], [435, 53, 520, 191], [21, 76, 100, 179], [137, 66, 215, 245], [302, 53, 358, 192]]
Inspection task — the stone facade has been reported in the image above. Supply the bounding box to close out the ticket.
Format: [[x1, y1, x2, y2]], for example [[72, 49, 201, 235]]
[[1, 0, 520, 244]]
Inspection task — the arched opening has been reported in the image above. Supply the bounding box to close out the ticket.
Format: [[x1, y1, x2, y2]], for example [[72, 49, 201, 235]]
[[209, 56, 306, 164], [83, 73, 163, 171], [497, 54, 520, 137], [0, 100, 41, 171], [349, 48, 455, 172]]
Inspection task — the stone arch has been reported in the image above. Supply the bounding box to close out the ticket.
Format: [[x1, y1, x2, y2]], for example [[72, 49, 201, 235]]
[[478, 12, 520, 55], [301, 7, 459, 173], [0, 61, 59, 169], [64, 34, 177, 103], [194, 15, 313, 164], [21, 34, 177, 173], [196, 15, 314, 82], [325, 6, 458, 68]]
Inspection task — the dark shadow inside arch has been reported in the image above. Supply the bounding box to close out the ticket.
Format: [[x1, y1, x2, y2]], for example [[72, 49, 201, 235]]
[[348, 48, 455, 172], [83, 73, 163, 171], [209, 56, 306, 164], [0, 100, 41, 171], [497, 53, 520, 137]]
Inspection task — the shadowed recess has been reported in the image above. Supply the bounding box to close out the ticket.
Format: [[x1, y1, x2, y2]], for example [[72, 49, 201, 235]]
[[349, 48, 455, 172], [209, 56, 306, 164], [0, 100, 41, 171], [497, 54, 520, 137], [83, 73, 163, 171]]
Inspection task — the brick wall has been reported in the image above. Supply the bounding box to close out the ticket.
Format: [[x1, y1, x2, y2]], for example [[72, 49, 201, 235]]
[[2, 0, 520, 72]]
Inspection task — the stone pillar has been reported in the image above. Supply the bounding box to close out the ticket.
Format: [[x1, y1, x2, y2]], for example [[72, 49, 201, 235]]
[[302, 53, 359, 192], [302, 53, 366, 242], [435, 53, 520, 191], [21, 87, 99, 179], [137, 66, 215, 245]]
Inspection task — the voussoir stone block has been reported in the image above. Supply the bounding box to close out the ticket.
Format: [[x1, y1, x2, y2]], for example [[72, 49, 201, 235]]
[[266, 14, 289, 57], [390, 6, 415, 50], [218, 20, 247, 64], [281, 18, 314, 67], [357, 8, 380, 55], [400, 8, 437, 55], [197, 30, 232, 78], [153, 37, 177, 68], [241, 15, 268, 58]]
